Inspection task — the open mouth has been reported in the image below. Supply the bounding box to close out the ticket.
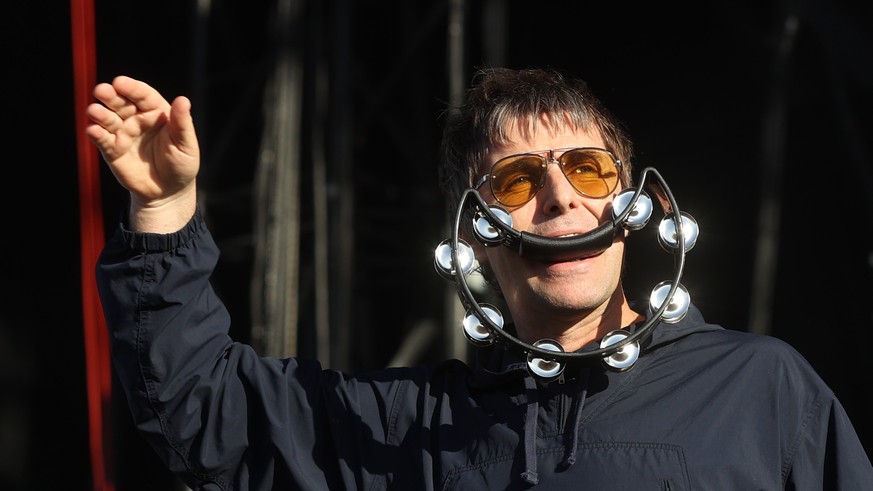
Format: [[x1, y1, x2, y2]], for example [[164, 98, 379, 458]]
[[516, 224, 617, 262], [539, 251, 602, 264]]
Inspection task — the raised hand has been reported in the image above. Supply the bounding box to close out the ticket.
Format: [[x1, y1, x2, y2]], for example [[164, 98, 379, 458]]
[[86, 76, 200, 232]]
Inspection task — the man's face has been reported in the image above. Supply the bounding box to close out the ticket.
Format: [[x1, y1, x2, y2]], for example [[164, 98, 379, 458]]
[[477, 122, 627, 330]]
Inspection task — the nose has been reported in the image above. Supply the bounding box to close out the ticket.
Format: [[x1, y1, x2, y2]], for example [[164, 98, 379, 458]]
[[537, 160, 583, 215]]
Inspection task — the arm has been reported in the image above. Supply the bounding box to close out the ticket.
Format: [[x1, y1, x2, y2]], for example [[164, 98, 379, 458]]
[[88, 77, 319, 488], [97, 213, 346, 489], [87, 77, 401, 489], [786, 395, 873, 489], [96, 215, 424, 489], [85, 75, 198, 232]]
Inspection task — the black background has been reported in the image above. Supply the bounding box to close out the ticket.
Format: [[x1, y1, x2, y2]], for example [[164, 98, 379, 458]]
[[3, 1, 872, 489]]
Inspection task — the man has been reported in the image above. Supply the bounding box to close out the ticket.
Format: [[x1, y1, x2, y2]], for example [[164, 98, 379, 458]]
[[88, 68, 873, 489]]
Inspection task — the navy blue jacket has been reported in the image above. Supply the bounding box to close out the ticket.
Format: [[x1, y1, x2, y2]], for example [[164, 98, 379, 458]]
[[96, 210, 873, 490]]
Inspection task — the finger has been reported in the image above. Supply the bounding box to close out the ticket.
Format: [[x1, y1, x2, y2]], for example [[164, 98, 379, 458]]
[[85, 120, 127, 161], [85, 102, 123, 133], [92, 82, 139, 120], [85, 102, 132, 159], [84, 121, 112, 150], [92, 82, 117, 102], [111, 75, 170, 114]]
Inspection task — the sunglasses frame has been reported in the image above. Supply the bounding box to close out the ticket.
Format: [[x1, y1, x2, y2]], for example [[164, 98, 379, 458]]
[[474, 146, 622, 207]]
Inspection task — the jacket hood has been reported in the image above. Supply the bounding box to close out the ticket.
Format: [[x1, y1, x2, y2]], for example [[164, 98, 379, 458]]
[[643, 301, 723, 350]]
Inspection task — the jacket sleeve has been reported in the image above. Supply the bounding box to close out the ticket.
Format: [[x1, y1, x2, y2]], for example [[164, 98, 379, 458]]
[[95, 209, 355, 490], [784, 391, 873, 490]]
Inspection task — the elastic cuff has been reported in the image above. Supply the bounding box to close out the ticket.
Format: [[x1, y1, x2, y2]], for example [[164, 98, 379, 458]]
[[117, 207, 205, 253]]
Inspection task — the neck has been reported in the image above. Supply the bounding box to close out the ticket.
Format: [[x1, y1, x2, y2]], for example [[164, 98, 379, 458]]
[[512, 291, 643, 352]]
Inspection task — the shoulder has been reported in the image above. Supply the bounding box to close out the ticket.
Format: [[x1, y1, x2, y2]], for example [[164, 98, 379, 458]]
[[669, 327, 834, 399], [696, 328, 812, 367], [657, 307, 813, 370]]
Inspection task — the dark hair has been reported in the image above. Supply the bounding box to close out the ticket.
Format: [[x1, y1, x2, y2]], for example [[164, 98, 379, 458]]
[[438, 67, 634, 221]]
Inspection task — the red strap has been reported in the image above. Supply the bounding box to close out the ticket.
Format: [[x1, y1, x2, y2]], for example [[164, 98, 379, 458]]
[[70, 1, 115, 489]]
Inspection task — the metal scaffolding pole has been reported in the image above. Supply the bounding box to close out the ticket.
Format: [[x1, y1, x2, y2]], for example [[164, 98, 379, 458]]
[[748, 13, 798, 335], [250, 0, 305, 357], [445, 0, 468, 362]]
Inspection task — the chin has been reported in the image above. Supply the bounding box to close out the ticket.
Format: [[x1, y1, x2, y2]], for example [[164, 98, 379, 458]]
[[530, 286, 609, 312]]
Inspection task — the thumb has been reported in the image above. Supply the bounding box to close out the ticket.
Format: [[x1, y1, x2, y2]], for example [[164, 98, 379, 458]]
[[168, 95, 199, 157]]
